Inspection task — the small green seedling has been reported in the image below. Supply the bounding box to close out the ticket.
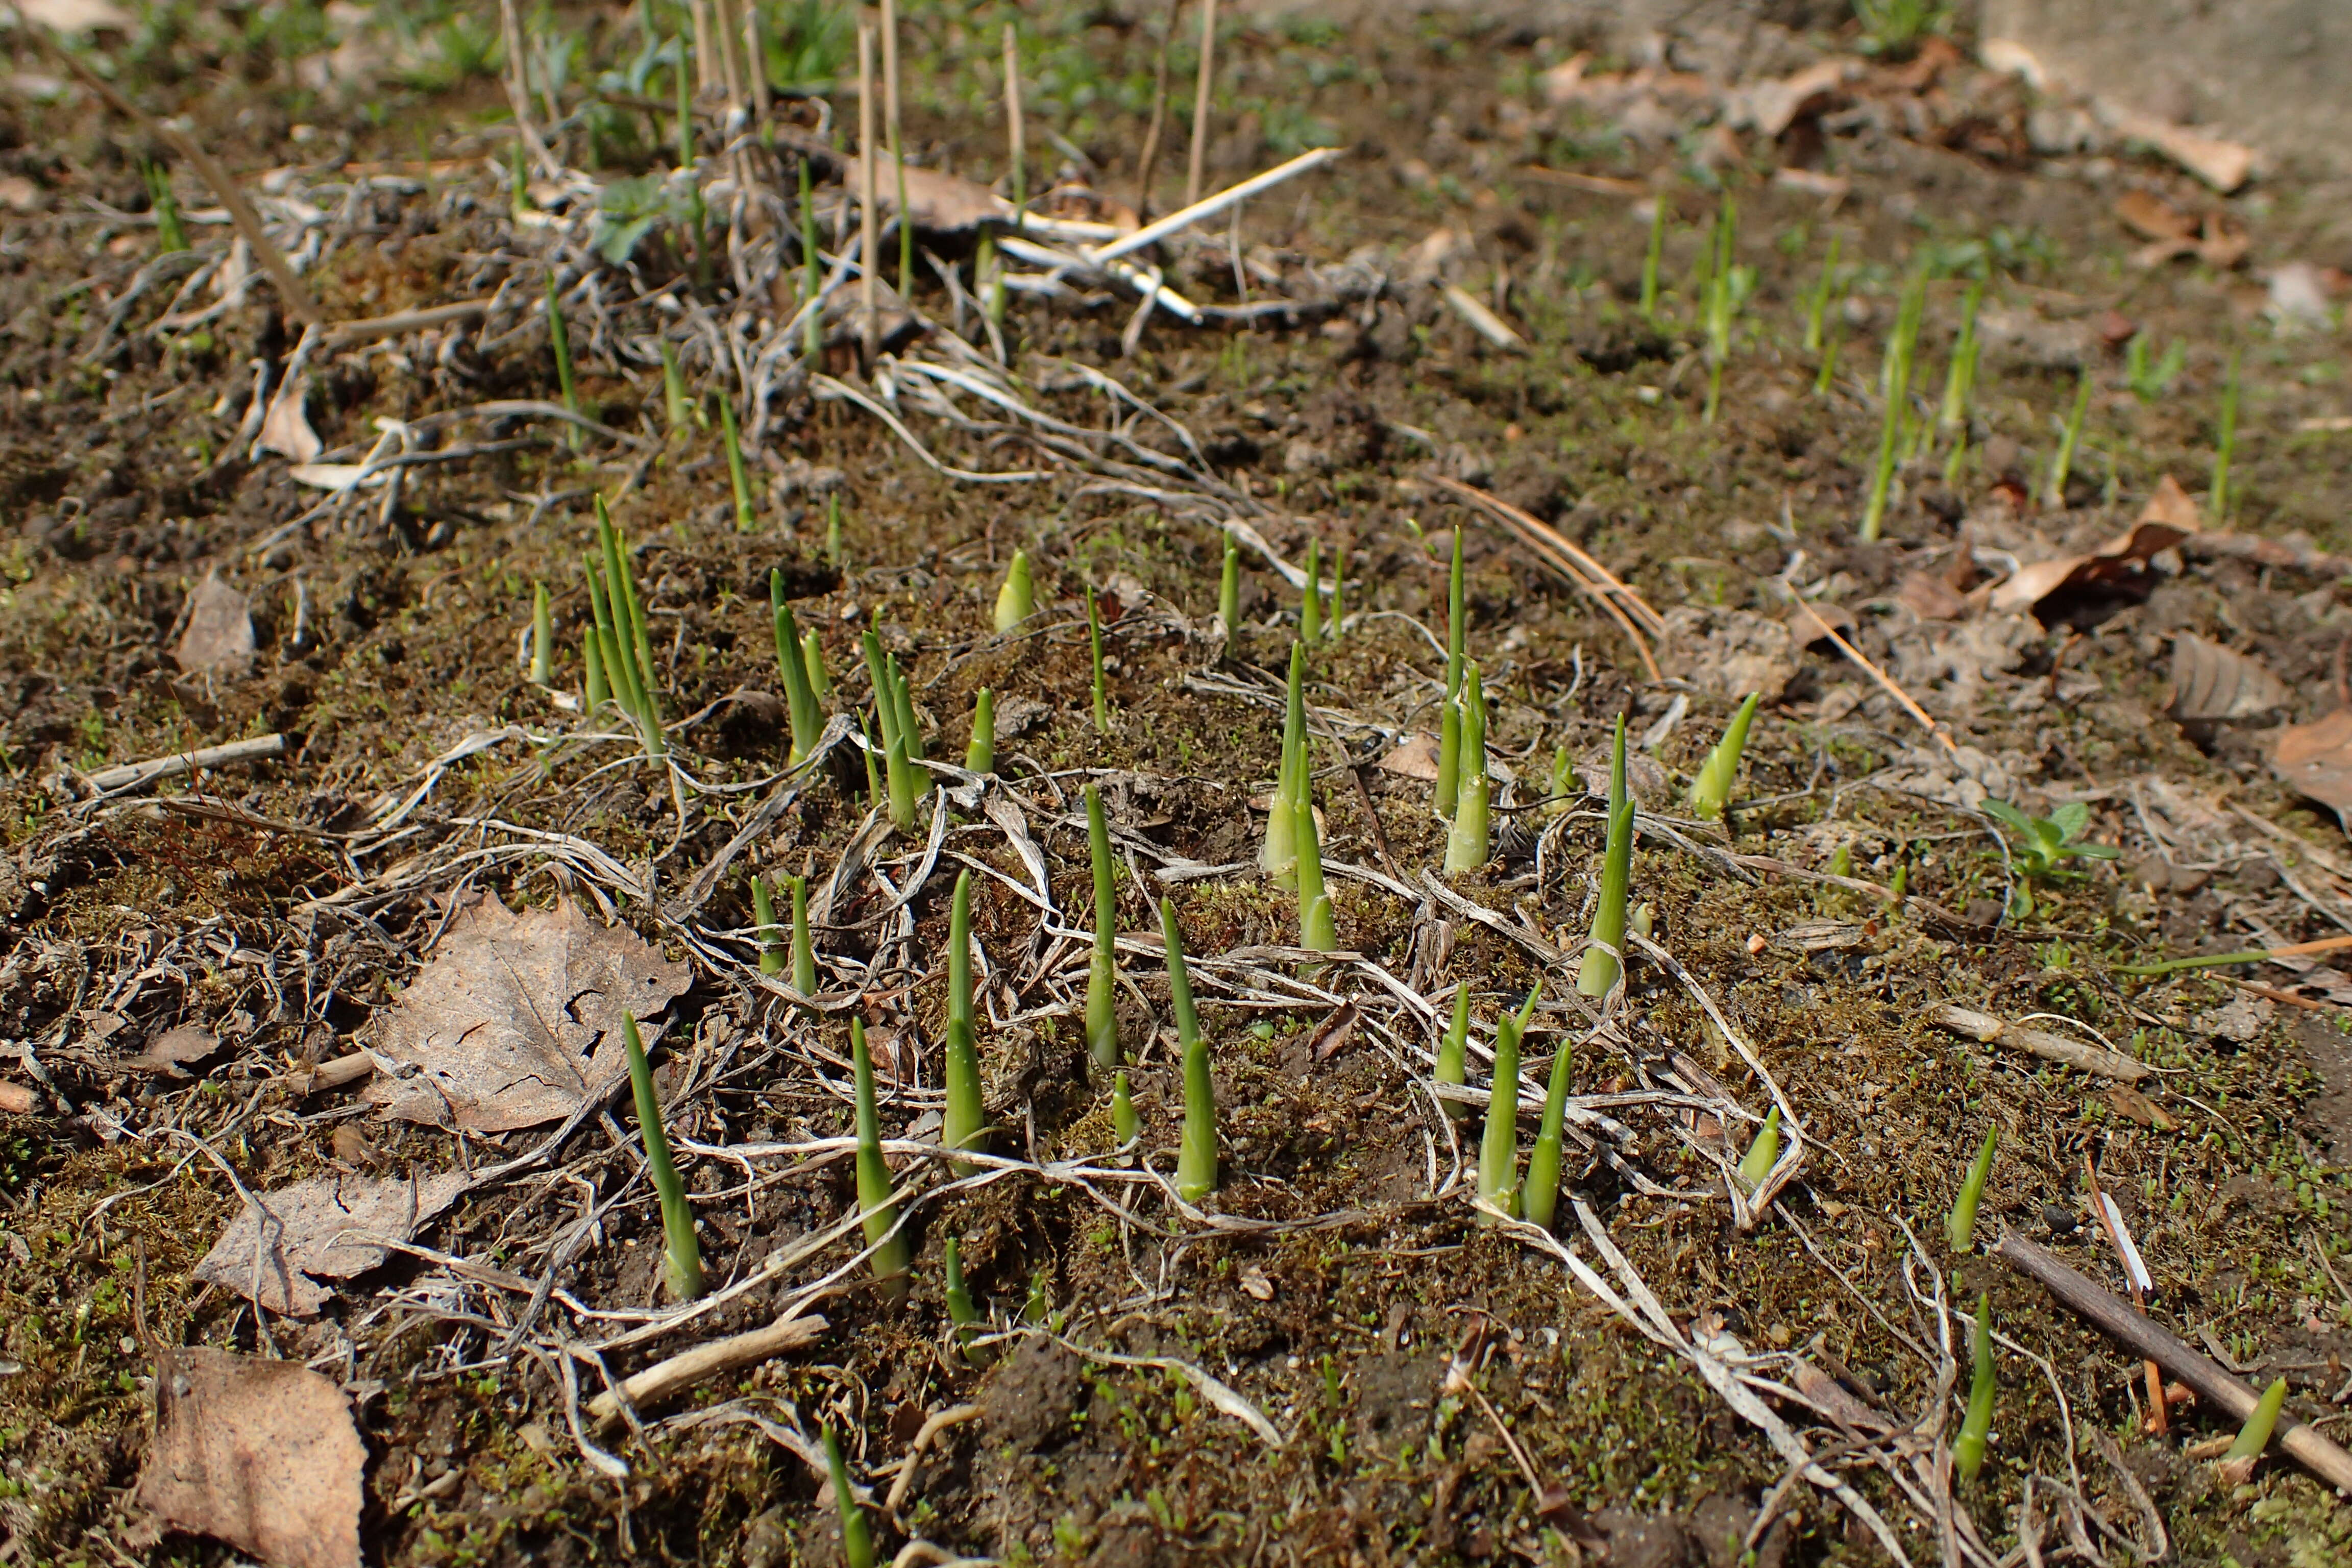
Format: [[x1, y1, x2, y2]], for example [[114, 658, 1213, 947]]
[[1736, 1104, 1781, 1193], [546, 272, 582, 451], [1294, 733, 1337, 954], [2211, 348, 2240, 521], [1948, 1124, 1997, 1251], [1685, 692, 1759, 820], [967, 688, 995, 775], [752, 874, 783, 976], [851, 1017, 910, 1300], [1328, 543, 1346, 641], [1980, 800, 2118, 919], [1085, 784, 1120, 1072], [1443, 663, 1490, 872], [1577, 715, 1634, 997], [1435, 529, 1467, 818], [658, 338, 691, 433], [789, 873, 818, 1004], [1435, 984, 1471, 1123], [1087, 583, 1110, 734], [995, 549, 1034, 632], [1937, 280, 1983, 479], [800, 156, 823, 362], [1701, 194, 1753, 424], [1476, 987, 1541, 1221], [945, 869, 986, 1174], [1165, 897, 1218, 1202], [1262, 643, 1307, 886], [2043, 364, 2093, 509], [530, 582, 554, 686], [1954, 1292, 1995, 1483], [586, 498, 666, 757], [1803, 232, 1841, 355], [1300, 539, 1322, 643], [622, 1015, 703, 1301], [1859, 271, 1927, 543], [944, 1235, 990, 1365], [2125, 333, 2185, 404], [2220, 1376, 2289, 1481], [143, 161, 187, 253], [1547, 744, 1574, 818], [822, 1425, 876, 1568], [721, 397, 755, 531], [1218, 536, 1240, 631], [1112, 1070, 1137, 1162], [772, 570, 822, 766], [1523, 1014, 1571, 1231]]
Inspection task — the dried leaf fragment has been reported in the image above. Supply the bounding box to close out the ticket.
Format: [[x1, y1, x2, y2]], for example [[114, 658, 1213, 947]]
[[137, 1347, 364, 1568], [363, 892, 692, 1130], [1989, 519, 2195, 615], [2169, 635, 2289, 723], [174, 572, 255, 679], [1376, 733, 1440, 781], [192, 1169, 472, 1314], [2273, 708, 2352, 830]]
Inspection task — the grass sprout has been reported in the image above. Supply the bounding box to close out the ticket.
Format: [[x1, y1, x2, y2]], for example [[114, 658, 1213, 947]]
[[721, 396, 754, 531], [1112, 1069, 1137, 1161], [1165, 897, 1218, 1202], [1577, 715, 1633, 996], [658, 338, 691, 433], [1435, 984, 1471, 1122], [943, 1235, 989, 1365], [790, 873, 817, 1002], [1954, 1291, 1994, 1482], [1523, 1011, 1571, 1231], [822, 1425, 876, 1568], [1684, 692, 1759, 820], [1736, 1105, 1781, 1192], [2043, 363, 2092, 508], [799, 155, 822, 362], [967, 688, 995, 774], [1436, 527, 1466, 818], [1262, 642, 1306, 886], [622, 1014, 703, 1301], [586, 499, 666, 757], [945, 868, 985, 1174], [772, 570, 822, 765], [751, 873, 783, 975], [803, 627, 831, 703], [1443, 662, 1489, 872], [2124, 332, 2185, 403], [546, 272, 582, 450], [1701, 194, 1752, 424], [1088, 583, 1110, 733], [851, 1016, 911, 1298], [1948, 1124, 1997, 1251], [1859, 271, 1927, 542], [1476, 987, 1540, 1221], [1294, 733, 1337, 954], [1804, 232, 1841, 355], [1300, 538, 1322, 643], [995, 548, 1034, 631], [1085, 783, 1121, 1072], [1218, 536, 1240, 630], [2223, 1377, 2289, 1472], [143, 161, 186, 253]]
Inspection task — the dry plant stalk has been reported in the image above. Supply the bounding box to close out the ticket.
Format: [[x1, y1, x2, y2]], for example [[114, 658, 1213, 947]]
[[1428, 475, 1663, 681], [1186, 0, 1218, 207], [1134, 0, 1182, 219], [857, 17, 881, 368], [1001, 23, 1026, 220]]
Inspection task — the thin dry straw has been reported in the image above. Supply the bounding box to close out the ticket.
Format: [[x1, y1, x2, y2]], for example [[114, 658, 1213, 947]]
[[1134, 0, 1181, 219], [1186, 0, 1218, 207], [1002, 23, 1026, 221], [857, 17, 880, 368], [1429, 476, 1664, 681]]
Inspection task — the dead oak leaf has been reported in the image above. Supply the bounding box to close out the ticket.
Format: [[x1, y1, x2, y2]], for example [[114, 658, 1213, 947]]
[[137, 1347, 364, 1568], [2170, 634, 2289, 723], [174, 571, 256, 679], [2273, 708, 2352, 830], [363, 892, 690, 1131], [191, 1169, 472, 1315], [1987, 515, 2193, 616]]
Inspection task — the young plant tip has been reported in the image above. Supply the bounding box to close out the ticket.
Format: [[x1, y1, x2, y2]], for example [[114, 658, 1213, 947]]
[[623, 1014, 703, 1302]]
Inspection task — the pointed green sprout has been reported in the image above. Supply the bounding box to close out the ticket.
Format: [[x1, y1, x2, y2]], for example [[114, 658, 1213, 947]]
[[1548, 744, 1574, 818], [1954, 1292, 1995, 1483], [944, 869, 986, 1175], [944, 1235, 990, 1365], [994, 549, 1034, 632], [721, 397, 755, 532], [1444, 663, 1490, 873], [1948, 1124, 1998, 1251], [1023, 1266, 1050, 1325], [1803, 232, 1840, 355], [530, 582, 553, 685], [800, 155, 823, 362], [1860, 269, 1927, 543], [1166, 897, 1218, 1203], [583, 622, 608, 710], [884, 712, 918, 830], [1523, 1021, 1573, 1232], [1476, 987, 1541, 1222], [588, 498, 666, 757], [826, 491, 845, 567], [1329, 543, 1347, 642], [1578, 715, 1635, 997], [1435, 528, 1467, 818], [861, 716, 885, 803], [1686, 692, 1759, 820], [1261, 642, 1306, 886], [1639, 191, 1666, 323], [1112, 1070, 1137, 1162], [980, 227, 1006, 329], [1218, 536, 1240, 631], [1435, 984, 1471, 1122], [546, 271, 582, 450], [1702, 192, 1741, 424], [752, 874, 783, 975], [658, 338, 691, 433], [1085, 783, 1120, 1072], [144, 161, 187, 253], [1938, 281, 1984, 470], [2224, 1376, 2289, 1469], [622, 1014, 703, 1302], [1294, 734, 1337, 954], [1300, 539, 1322, 643], [851, 1017, 911, 1300], [864, 632, 920, 829], [772, 570, 822, 765], [790, 873, 818, 1003], [2211, 347, 2241, 521], [1087, 584, 1111, 734], [1736, 1105, 1782, 1192], [967, 688, 995, 774], [822, 1425, 875, 1568], [802, 628, 832, 704], [2044, 363, 2093, 509]]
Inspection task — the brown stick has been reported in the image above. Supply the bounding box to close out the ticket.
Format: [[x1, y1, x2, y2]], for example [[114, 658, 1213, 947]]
[[1001, 22, 1025, 222], [587, 1313, 828, 1428], [1991, 1234, 2352, 1494], [1185, 0, 1218, 208], [497, 0, 558, 180], [1133, 0, 1181, 222], [1427, 474, 1664, 681]]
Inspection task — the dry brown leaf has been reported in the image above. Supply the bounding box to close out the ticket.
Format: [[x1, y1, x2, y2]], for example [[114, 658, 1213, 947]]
[[2273, 708, 2352, 829], [258, 378, 323, 463], [2140, 473, 2203, 531], [1306, 1000, 1362, 1064], [2169, 634, 2289, 723], [2104, 1085, 2177, 1130], [363, 892, 691, 1130], [886, 165, 1013, 232], [2115, 190, 2195, 243], [2109, 109, 2256, 193], [1988, 520, 2194, 615], [1376, 733, 1440, 781], [1740, 59, 1851, 139], [0, 1081, 36, 1115], [192, 1169, 472, 1314], [1786, 599, 1856, 646], [126, 1022, 224, 1075], [1897, 571, 1968, 621], [1573, 748, 1669, 805], [2195, 213, 2250, 270], [137, 1347, 365, 1568], [174, 571, 256, 678]]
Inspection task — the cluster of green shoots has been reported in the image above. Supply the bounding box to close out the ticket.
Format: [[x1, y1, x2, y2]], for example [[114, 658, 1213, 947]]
[[1700, 194, 1753, 424], [770, 569, 831, 767], [1431, 533, 1490, 872], [1858, 270, 1928, 543], [1980, 799, 2118, 920], [1300, 538, 1346, 642], [1260, 645, 1337, 952], [862, 625, 930, 829], [581, 499, 667, 757]]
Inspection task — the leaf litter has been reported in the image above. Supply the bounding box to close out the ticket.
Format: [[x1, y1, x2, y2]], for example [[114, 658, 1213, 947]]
[[191, 1168, 474, 1315], [135, 1348, 365, 1568]]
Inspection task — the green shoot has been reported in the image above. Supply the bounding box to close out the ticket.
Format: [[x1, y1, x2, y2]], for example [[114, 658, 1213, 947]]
[[790, 873, 818, 1002], [822, 1425, 875, 1568], [1329, 543, 1346, 641], [979, 228, 1005, 330], [1112, 1069, 1137, 1161], [943, 1235, 989, 1365], [884, 710, 917, 830], [2223, 1377, 2289, 1471], [1639, 194, 1666, 323], [658, 338, 691, 434], [944, 868, 985, 1175], [1085, 783, 1120, 1072], [530, 582, 553, 685], [861, 716, 884, 803], [1701, 193, 1749, 424], [1954, 1292, 1994, 1483], [1300, 539, 1322, 643], [752, 874, 783, 975], [546, 272, 582, 451], [1859, 271, 1927, 542], [1444, 526, 1466, 699], [994, 549, 1034, 632], [143, 161, 186, 253], [851, 1017, 910, 1299], [1436, 527, 1467, 818], [1087, 584, 1110, 734], [583, 622, 608, 710], [1165, 897, 1218, 1202], [1980, 800, 2120, 888], [1435, 699, 1462, 825], [2043, 364, 2092, 509], [1803, 232, 1841, 355], [1295, 734, 1337, 954], [1630, 901, 1654, 941], [622, 1014, 703, 1301], [1218, 536, 1240, 631], [587, 499, 666, 756], [1938, 280, 1983, 430], [1476, 987, 1541, 1221], [772, 570, 822, 765], [1435, 984, 1471, 1122], [799, 155, 822, 363], [721, 397, 755, 532], [826, 492, 844, 567], [1522, 1021, 1572, 1231], [967, 688, 995, 774], [1948, 1124, 1997, 1251], [1443, 662, 1489, 873], [1577, 716, 1633, 996], [1022, 1267, 1049, 1325], [1736, 1105, 1781, 1192], [802, 629, 832, 704], [2124, 333, 2186, 404], [1261, 642, 1306, 886], [2211, 348, 2240, 521], [1685, 692, 1759, 820]]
